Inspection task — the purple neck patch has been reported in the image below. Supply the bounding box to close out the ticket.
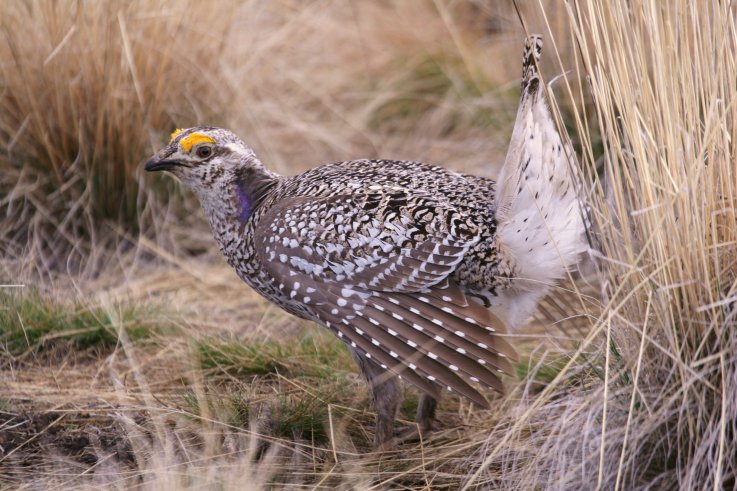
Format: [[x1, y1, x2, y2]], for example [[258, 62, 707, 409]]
[[235, 182, 252, 223]]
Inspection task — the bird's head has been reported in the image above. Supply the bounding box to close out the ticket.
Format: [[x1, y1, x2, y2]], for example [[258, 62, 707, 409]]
[[145, 126, 262, 188], [146, 126, 278, 221]]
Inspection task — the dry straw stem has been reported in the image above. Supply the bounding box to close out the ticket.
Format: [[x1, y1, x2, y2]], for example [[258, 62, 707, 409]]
[[464, 1, 737, 489]]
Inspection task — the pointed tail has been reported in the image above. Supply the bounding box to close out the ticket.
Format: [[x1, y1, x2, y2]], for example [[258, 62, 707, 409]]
[[494, 36, 588, 291]]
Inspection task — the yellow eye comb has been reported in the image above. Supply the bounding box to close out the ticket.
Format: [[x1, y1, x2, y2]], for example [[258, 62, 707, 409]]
[[179, 133, 216, 152]]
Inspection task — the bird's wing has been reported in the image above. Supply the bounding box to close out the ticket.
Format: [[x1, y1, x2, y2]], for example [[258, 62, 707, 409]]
[[255, 187, 517, 407]]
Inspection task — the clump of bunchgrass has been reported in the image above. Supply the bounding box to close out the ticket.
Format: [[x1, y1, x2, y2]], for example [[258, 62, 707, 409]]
[[0, 0, 234, 272], [463, 2, 737, 489], [0, 287, 162, 361]]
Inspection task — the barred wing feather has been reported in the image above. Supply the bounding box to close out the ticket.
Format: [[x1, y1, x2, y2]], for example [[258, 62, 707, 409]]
[[255, 190, 518, 407]]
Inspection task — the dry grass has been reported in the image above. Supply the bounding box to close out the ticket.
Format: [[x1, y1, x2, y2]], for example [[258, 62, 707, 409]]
[[462, 1, 737, 489], [1, 0, 736, 489], [0, 0, 237, 276]]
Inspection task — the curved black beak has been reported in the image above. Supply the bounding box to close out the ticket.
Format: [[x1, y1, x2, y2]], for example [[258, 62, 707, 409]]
[[145, 159, 180, 172]]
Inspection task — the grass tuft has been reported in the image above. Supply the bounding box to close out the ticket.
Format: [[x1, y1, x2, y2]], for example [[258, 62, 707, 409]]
[[465, 2, 737, 489], [0, 0, 234, 270], [197, 330, 355, 380], [0, 288, 160, 358]]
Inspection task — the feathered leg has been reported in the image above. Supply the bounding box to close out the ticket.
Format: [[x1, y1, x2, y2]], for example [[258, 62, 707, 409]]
[[350, 350, 403, 447], [415, 393, 438, 432]]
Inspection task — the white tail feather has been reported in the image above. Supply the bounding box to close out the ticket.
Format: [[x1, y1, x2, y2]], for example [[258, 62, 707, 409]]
[[496, 36, 587, 292]]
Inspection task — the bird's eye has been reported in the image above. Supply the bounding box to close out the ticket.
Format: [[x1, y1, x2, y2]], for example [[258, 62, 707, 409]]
[[196, 146, 212, 159]]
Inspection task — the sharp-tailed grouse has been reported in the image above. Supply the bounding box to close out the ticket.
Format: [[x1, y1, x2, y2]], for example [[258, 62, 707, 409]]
[[145, 36, 587, 447]]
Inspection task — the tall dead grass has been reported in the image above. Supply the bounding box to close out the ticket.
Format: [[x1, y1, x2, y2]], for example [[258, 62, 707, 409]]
[[0, 0, 234, 274], [465, 1, 737, 489]]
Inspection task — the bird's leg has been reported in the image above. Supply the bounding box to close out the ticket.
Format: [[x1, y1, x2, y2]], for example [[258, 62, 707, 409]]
[[414, 392, 438, 433], [350, 350, 403, 448], [393, 392, 439, 445]]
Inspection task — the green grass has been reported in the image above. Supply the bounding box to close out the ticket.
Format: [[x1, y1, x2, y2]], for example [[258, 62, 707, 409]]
[[398, 391, 422, 422], [256, 391, 338, 444], [197, 330, 356, 380], [184, 382, 359, 446], [195, 331, 399, 446], [0, 397, 12, 412], [0, 288, 160, 357]]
